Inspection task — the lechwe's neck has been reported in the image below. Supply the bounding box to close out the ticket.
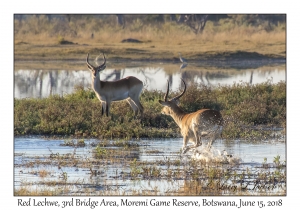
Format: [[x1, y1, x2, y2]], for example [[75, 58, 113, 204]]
[[169, 106, 187, 129]]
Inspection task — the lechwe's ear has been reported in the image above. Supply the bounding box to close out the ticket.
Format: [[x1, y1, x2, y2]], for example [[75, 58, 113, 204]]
[[158, 100, 169, 106]]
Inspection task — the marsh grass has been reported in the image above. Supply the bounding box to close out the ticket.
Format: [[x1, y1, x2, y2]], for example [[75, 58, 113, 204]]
[[60, 139, 86, 147], [14, 81, 286, 140], [15, 152, 286, 196], [38, 169, 50, 178]]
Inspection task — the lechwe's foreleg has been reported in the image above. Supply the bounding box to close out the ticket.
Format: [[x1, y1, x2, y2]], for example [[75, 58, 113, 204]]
[[182, 137, 200, 154]]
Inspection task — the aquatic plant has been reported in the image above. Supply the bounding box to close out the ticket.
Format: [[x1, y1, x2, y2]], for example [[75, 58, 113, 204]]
[[94, 146, 108, 158]]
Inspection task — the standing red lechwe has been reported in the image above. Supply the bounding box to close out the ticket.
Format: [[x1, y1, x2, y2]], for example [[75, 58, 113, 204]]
[[86, 53, 144, 117], [159, 79, 223, 153]]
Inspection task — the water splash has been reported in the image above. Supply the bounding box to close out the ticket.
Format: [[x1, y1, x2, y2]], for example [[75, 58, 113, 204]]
[[191, 146, 241, 164]]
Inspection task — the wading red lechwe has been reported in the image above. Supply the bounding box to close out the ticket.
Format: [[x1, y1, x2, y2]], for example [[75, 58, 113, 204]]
[[86, 53, 144, 117], [159, 79, 223, 153]]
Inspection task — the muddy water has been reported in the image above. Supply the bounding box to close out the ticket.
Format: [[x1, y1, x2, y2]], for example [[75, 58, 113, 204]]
[[14, 136, 286, 195], [14, 62, 285, 99]]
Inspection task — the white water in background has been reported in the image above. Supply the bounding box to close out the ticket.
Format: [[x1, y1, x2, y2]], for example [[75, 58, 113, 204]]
[[14, 67, 285, 99]]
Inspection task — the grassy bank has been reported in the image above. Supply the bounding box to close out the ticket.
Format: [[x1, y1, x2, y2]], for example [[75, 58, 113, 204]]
[[14, 15, 286, 62], [14, 81, 286, 140]]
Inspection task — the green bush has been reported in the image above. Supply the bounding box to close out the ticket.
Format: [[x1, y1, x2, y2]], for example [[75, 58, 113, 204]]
[[14, 81, 286, 140]]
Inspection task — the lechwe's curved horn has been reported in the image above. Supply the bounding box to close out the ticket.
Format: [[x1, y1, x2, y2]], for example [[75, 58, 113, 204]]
[[171, 79, 186, 101], [86, 53, 95, 70], [163, 80, 170, 102]]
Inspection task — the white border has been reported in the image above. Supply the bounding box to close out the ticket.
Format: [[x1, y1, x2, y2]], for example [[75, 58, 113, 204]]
[[3, 1, 298, 209]]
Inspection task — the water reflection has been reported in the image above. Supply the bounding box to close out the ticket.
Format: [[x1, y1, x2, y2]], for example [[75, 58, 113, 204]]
[[14, 64, 285, 99], [179, 63, 188, 70]]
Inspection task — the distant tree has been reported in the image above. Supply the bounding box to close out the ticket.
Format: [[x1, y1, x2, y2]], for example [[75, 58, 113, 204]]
[[169, 14, 177, 22], [227, 14, 285, 31], [65, 14, 71, 22], [206, 14, 229, 22], [143, 14, 165, 23], [116, 14, 125, 28], [64, 14, 84, 23], [184, 14, 209, 34], [258, 14, 286, 26], [157, 14, 165, 22], [177, 14, 186, 23], [14, 14, 24, 24]]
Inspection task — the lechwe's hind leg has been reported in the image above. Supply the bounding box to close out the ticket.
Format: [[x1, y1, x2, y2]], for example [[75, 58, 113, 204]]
[[101, 101, 106, 116], [192, 124, 202, 147], [126, 98, 139, 116], [207, 133, 216, 150], [131, 96, 144, 117], [207, 125, 223, 150], [128, 84, 144, 117]]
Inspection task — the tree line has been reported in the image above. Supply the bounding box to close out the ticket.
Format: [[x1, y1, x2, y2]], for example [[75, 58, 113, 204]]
[[14, 14, 286, 35]]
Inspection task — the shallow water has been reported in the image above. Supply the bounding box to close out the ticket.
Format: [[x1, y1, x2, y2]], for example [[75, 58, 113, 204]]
[[14, 137, 285, 164], [14, 62, 285, 99], [14, 136, 286, 195]]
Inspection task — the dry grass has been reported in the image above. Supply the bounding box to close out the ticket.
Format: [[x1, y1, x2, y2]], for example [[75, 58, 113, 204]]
[[14, 17, 286, 61], [14, 20, 285, 46], [38, 169, 49, 178]]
